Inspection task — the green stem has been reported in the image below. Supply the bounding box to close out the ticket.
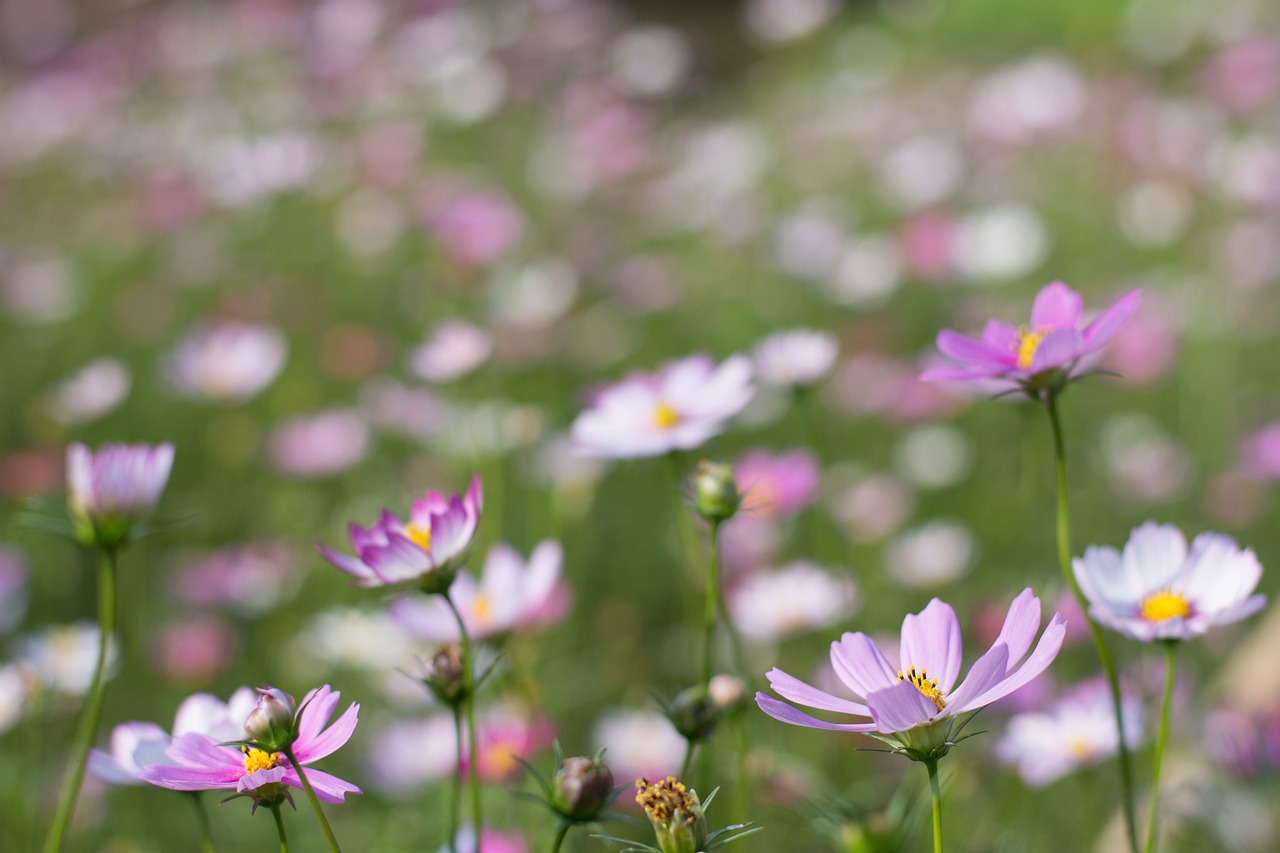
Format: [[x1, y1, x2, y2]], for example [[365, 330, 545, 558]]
[[443, 592, 483, 850], [701, 519, 723, 689], [1144, 644, 1177, 853], [449, 706, 462, 853], [679, 738, 698, 782], [188, 792, 215, 853], [284, 746, 342, 853], [43, 547, 118, 853], [550, 821, 571, 853], [272, 802, 290, 853], [1045, 395, 1139, 853], [926, 759, 944, 853]]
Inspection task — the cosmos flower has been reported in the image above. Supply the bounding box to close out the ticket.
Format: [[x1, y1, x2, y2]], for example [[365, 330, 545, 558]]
[[408, 321, 493, 383], [1072, 521, 1265, 643], [45, 357, 131, 426], [571, 354, 754, 458], [390, 540, 566, 641], [994, 678, 1143, 788], [733, 448, 819, 519], [319, 475, 482, 592], [756, 590, 1065, 758], [752, 329, 838, 388], [66, 442, 174, 547], [164, 322, 287, 404], [17, 621, 120, 695], [920, 281, 1141, 393], [728, 561, 858, 642], [140, 684, 361, 809], [268, 409, 370, 478], [89, 687, 257, 785]]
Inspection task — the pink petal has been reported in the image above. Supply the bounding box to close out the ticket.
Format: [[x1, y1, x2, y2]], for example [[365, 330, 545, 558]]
[[957, 614, 1066, 711], [755, 693, 878, 732], [294, 701, 359, 765], [1030, 281, 1083, 330], [1080, 289, 1141, 351], [1028, 328, 1082, 373], [286, 766, 362, 803], [936, 330, 1008, 367], [830, 632, 898, 698], [898, 598, 963, 692], [865, 681, 939, 734], [986, 588, 1041, 672], [765, 668, 870, 716]]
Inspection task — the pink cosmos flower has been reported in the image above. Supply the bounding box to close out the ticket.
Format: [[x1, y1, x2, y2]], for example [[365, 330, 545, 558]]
[[920, 282, 1141, 392], [389, 540, 566, 641], [140, 684, 361, 808], [66, 442, 174, 547], [89, 687, 257, 785], [319, 475, 482, 591], [165, 322, 287, 404], [408, 321, 493, 383], [268, 409, 370, 478], [1072, 522, 1265, 643], [571, 354, 754, 458], [734, 448, 820, 519], [756, 590, 1065, 755], [729, 561, 858, 642], [752, 329, 839, 388]]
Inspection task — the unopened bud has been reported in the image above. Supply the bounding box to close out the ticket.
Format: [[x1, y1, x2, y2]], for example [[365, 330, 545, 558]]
[[244, 686, 297, 750], [666, 685, 719, 742], [423, 643, 467, 706], [691, 461, 741, 524], [553, 755, 615, 821]]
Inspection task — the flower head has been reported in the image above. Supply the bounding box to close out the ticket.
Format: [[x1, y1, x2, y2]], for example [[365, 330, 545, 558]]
[[728, 561, 858, 642], [553, 754, 616, 822], [571, 354, 754, 459], [1072, 521, 1265, 643], [67, 442, 174, 547], [756, 589, 1065, 761], [140, 684, 361, 810], [690, 461, 742, 524], [920, 281, 1140, 395], [165, 321, 287, 404], [319, 475, 483, 593], [389, 539, 563, 639], [752, 329, 838, 388], [636, 776, 707, 853]]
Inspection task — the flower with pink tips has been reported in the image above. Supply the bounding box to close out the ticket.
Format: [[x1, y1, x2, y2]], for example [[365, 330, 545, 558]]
[[571, 354, 754, 458], [756, 589, 1065, 757], [733, 448, 820, 519], [390, 539, 567, 642], [140, 684, 361, 809], [319, 476, 483, 592], [1072, 521, 1265, 643], [67, 442, 174, 547], [920, 281, 1140, 393]]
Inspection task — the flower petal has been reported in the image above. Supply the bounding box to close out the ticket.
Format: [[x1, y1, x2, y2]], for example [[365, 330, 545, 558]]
[[956, 614, 1066, 712], [1030, 281, 1083, 330], [829, 632, 898, 698], [985, 588, 1041, 673], [754, 693, 878, 732], [765, 668, 870, 716], [285, 766, 362, 803], [865, 681, 939, 734], [898, 599, 963, 692], [294, 700, 359, 765], [1080, 289, 1141, 350]]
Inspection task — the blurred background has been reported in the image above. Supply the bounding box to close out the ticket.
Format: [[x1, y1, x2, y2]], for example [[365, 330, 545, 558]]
[[3, 0, 1280, 850]]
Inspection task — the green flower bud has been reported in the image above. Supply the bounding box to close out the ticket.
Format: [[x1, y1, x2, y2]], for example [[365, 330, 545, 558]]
[[552, 755, 615, 822], [423, 643, 467, 707], [244, 686, 297, 751], [691, 461, 741, 524]]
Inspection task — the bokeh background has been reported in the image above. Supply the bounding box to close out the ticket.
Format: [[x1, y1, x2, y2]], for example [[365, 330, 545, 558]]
[[3, 0, 1280, 850]]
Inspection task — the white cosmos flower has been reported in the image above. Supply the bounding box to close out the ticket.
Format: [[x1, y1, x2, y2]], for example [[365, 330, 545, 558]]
[[729, 561, 858, 641]]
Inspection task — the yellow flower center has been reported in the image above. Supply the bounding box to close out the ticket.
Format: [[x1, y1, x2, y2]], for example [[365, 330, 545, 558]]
[[404, 521, 431, 552], [1015, 326, 1050, 370], [473, 593, 492, 625], [1140, 590, 1190, 622], [241, 746, 281, 775], [898, 666, 947, 712], [652, 402, 681, 430], [1067, 738, 1095, 761]]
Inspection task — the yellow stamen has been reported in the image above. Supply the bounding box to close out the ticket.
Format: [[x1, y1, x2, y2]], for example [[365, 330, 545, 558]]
[[1067, 738, 1095, 761], [241, 746, 281, 775], [652, 402, 681, 430], [1140, 590, 1190, 622], [898, 666, 947, 711], [473, 594, 492, 625], [404, 521, 431, 552], [1015, 326, 1050, 370]]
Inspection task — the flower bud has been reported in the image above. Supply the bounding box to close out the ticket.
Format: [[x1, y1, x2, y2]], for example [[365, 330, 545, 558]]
[[423, 643, 467, 706], [635, 776, 707, 853], [552, 755, 615, 821], [691, 461, 741, 524], [244, 686, 297, 751], [67, 442, 175, 548]]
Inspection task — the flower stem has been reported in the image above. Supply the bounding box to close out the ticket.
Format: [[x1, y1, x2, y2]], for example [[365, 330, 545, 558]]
[[926, 759, 944, 853], [272, 802, 290, 853], [284, 747, 342, 853], [679, 737, 698, 782], [1144, 644, 1177, 853], [188, 792, 215, 853], [550, 821, 570, 853], [444, 592, 483, 850], [43, 546, 117, 853], [449, 705, 463, 853], [701, 519, 723, 689], [1045, 395, 1139, 853]]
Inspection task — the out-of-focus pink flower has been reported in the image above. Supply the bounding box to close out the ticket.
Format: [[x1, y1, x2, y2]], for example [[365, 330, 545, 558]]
[[729, 561, 858, 642], [1205, 704, 1280, 779], [1242, 423, 1280, 481], [752, 329, 838, 388], [268, 409, 370, 478], [995, 678, 1143, 788], [832, 473, 916, 544], [831, 355, 966, 423], [17, 621, 119, 695], [921, 282, 1141, 392], [1205, 38, 1280, 113], [438, 826, 530, 853], [45, 358, 131, 426], [319, 475, 482, 591], [141, 684, 361, 809], [67, 442, 174, 547], [899, 211, 958, 280], [734, 448, 819, 519], [152, 616, 238, 685], [471, 706, 555, 783], [168, 540, 300, 616], [1103, 307, 1178, 385], [390, 540, 566, 641], [165, 321, 287, 404], [89, 687, 256, 785], [571, 354, 754, 458], [408, 321, 493, 383], [424, 187, 524, 267], [592, 709, 685, 783]]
